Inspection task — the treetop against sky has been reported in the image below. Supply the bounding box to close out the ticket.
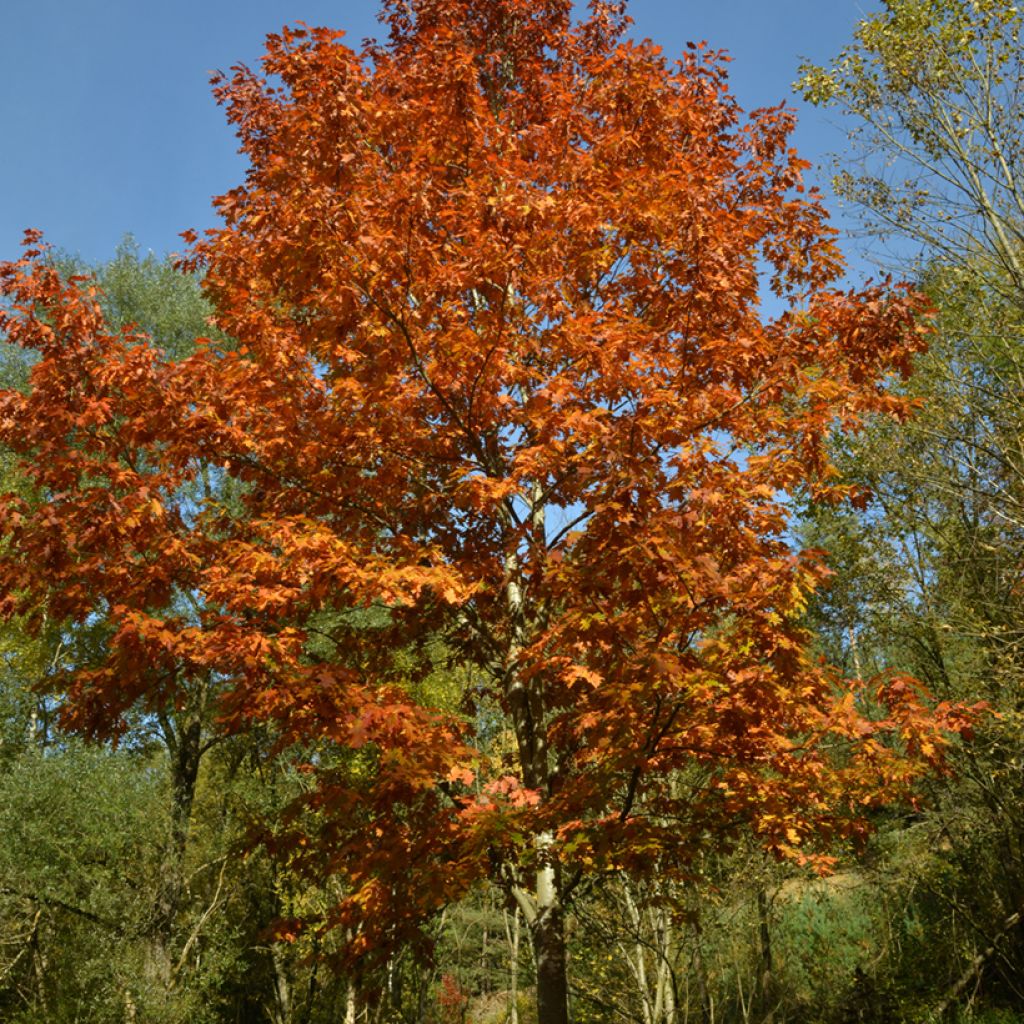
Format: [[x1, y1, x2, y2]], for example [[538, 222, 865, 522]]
[[2, 0, 879, 268], [1, 4, 988, 1021], [1, 9, 977, 1021]]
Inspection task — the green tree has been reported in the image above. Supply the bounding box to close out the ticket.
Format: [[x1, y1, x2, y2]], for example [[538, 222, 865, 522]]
[[798, 1, 1024, 1013], [797, 0, 1024, 293], [0, 243, 273, 1021]]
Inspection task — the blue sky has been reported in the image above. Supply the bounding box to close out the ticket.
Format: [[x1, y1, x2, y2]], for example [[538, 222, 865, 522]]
[[2, 0, 879, 268]]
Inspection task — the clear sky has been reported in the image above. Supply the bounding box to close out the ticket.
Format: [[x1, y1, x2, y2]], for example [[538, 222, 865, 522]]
[[1, 0, 879, 268]]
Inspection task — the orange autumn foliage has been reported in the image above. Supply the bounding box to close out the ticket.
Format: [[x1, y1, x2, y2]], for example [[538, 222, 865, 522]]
[[0, 0, 976, 996]]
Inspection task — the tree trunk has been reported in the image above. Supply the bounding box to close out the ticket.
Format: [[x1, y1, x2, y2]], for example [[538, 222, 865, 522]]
[[692, 921, 713, 1024], [504, 489, 569, 1023], [146, 705, 205, 992], [654, 908, 676, 1024], [504, 906, 521, 1024], [757, 887, 774, 1023], [530, 831, 569, 1024], [533, 904, 569, 1024], [154, 710, 203, 944], [270, 943, 292, 1024]]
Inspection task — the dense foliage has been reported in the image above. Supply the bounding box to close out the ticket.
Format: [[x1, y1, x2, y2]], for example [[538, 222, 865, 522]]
[[2, 0, 1022, 1021]]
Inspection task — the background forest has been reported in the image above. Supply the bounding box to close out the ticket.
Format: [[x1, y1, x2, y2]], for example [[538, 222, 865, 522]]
[[2, 0, 1023, 1022]]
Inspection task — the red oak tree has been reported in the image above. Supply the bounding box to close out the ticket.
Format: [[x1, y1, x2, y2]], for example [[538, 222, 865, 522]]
[[0, 2, 974, 1020]]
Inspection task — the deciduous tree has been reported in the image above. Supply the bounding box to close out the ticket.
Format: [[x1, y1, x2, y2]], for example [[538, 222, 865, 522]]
[[797, 2, 1024, 1007], [796, 0, 1024, 294], [0, 2, 975, 1020]]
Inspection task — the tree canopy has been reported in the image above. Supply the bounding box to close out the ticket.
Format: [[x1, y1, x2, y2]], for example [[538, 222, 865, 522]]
[[0, 2, 977, 1021]]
